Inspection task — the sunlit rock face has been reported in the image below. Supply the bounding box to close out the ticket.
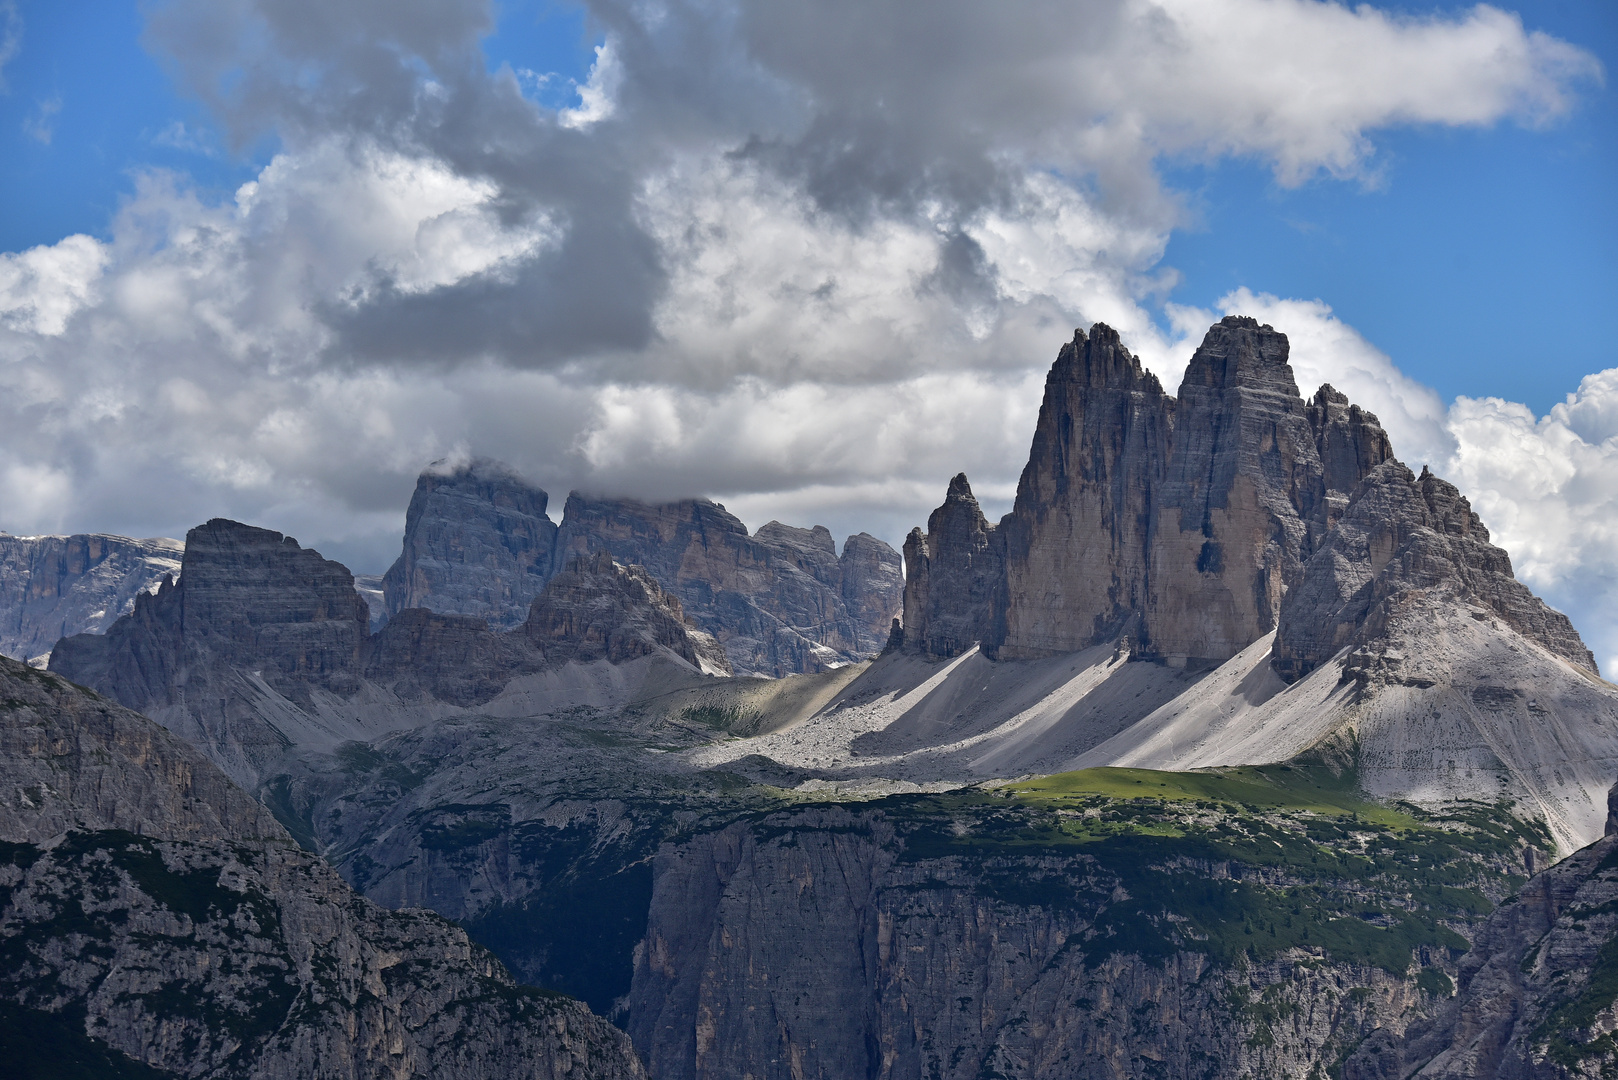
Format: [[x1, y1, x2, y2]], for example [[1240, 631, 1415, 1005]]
[[0, 532, 182, 665], [989, 324, 1171, 660]]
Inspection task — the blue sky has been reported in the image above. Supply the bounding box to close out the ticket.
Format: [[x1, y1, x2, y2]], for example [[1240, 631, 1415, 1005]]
[[2, 1, 1611, 411], [1160, 0, 1617, 411]]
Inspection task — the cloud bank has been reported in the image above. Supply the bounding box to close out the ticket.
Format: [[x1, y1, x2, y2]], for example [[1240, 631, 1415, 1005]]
[[0, 0, 1611, 668]]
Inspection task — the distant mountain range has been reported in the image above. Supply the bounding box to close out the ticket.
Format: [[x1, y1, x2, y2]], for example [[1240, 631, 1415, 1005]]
[[4, 315, 1618, 1078]]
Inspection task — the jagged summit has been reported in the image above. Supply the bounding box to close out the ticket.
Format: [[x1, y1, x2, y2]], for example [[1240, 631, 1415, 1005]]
[[902, 315, 1591, 676], [382, 469, 904, 676]]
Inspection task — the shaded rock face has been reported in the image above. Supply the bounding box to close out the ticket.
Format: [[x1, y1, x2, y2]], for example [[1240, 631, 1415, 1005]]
[[52, 519, 372, 713], [382, 458, 559, 631], [899, 474, 1002, 658], [625, 801, 1524, 1080], [52, 519, 733, 786], [990, 326, 1171, 660], [0, 654, 645, 1080], [1274, 461, 1598, 682], [838, 532, 905, 645], [556, 493, 900, 676], [526, 550, 732, 674], [363, 607, 535, 706], [902, 317, 1581, 674], [1347, 821, 1618, 1079], [0, 532, 182, 664]]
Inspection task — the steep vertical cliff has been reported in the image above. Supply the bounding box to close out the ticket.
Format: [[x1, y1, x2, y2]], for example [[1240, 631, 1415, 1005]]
[[838, 532, 906, 653], [626, 787, 1542, 1080], [381, 458, 558, 630], [989, 325, 1172, 659], [903, 316, 1398, 665], [0, 532, 182, 664], [899, 474, 1002, 659], [1147, 317, 1341, 662], [49, 519, 375, 786]]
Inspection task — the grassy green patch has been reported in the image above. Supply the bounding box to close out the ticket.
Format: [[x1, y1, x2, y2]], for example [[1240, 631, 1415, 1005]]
[[1007, 765, 1417, 829]]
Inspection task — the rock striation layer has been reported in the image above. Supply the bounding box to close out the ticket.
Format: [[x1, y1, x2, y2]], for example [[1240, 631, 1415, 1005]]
[[0, 532, 182, 665], [0, 653, 645, 1080], [382, 458, 559, 631]]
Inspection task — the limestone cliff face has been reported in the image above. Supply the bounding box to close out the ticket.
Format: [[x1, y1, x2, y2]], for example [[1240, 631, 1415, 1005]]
[[1347, 820, 1618, 1079], [556, 493, 899, 675], [381, 459, 558, 631], [0, 532, 182, 664], [1274, 461, 1598, 682], [625, 801, 1523, 1080], [49, 520, 376, 786], [50, 519, 371, 711], [905, 317, 1402, 664], [990, 326, 1172, 659], [838, 532, 905, 650], [0, 654, 646, 1080], [899, 474, 1002, 659], [525, 551, 732, 674], [1146, 317, 1378, 662], [377, 460, 902, 675]]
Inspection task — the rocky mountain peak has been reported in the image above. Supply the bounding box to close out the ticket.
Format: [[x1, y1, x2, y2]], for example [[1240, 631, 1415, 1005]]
[[180, 518, 371, 690], [556, 490, 899, 674], [382, 457, 558, 631], [1273, 459, 1596, 681], [1049, 321, 1164, 393], [988, 324, 1172, 659], [905, 316, 1557, 675], [1180, 314, 1299, 399], [900, 473, 1002, 659]]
